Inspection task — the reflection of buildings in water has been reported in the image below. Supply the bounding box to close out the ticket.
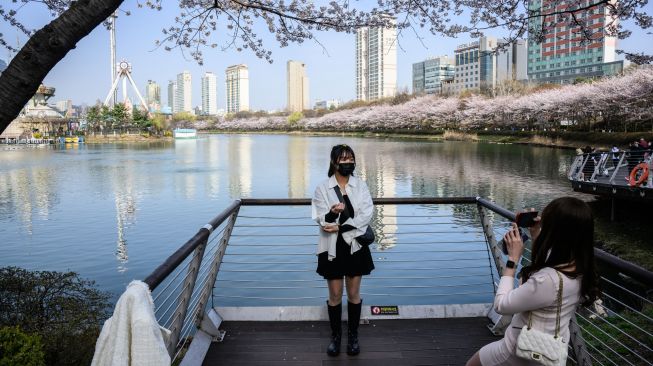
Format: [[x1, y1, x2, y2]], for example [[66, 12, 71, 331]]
[[228, 136, 252, 198], [112, 166, 137, 273], [0, 166, 58, 235], [287, 137, 309, 198], [174, 140, 198, 199], [361, 155, 397, 249], [205, 136, 221, 199]]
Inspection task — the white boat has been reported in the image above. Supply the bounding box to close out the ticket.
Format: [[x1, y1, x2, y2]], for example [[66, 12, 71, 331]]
[[173, 128, 197, 139]]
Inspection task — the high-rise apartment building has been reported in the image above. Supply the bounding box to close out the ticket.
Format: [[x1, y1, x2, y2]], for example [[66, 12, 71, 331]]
[[356, 17, 397, 101], [167, 80, 177, 113], [527, 0, 623, 83], [495, 40, 528, 84], [175, 71, 192, 113], [145, 80, 161, 111], [201, 72, 218, 116], [225, 64, 249, 113], [453, 36, 498, 93], [412, 56, 455, 95], [287, 60, 309, 112]]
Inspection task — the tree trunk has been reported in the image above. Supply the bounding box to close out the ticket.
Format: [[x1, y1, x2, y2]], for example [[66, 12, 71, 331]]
[[0, 0, 124, 134]]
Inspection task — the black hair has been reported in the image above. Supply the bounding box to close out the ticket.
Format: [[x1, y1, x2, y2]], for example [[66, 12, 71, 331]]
[[328, 144, 356, 177], [520, 197, 600, 307]]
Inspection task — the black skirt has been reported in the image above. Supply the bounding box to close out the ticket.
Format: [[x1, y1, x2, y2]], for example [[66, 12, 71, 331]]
[[316, 235, 375, 280]]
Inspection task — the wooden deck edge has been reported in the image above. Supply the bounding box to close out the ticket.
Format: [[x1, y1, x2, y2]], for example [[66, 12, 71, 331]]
[[213, 303, 492, 321]]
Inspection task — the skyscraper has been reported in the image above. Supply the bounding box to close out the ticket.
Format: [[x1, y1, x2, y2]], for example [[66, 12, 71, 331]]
[[167, 80, 177, 113], [201, 72, 218, 116], [495, 40, 528, 84], [412, 56, 455, 95], [527, 1, 623, 84], [175, 71, 192, 113], [225, 64, 249, 113], [145, 80, 161, 111], [355, 16, 397, 101], [287, 60, 309, 112]]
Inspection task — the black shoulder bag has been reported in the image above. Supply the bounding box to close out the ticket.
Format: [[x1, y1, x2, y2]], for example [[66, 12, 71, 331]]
[[333, 186, 375, 246]]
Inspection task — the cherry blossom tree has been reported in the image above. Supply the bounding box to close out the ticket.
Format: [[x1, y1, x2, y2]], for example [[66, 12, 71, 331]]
[[211, 67, 652, 132]]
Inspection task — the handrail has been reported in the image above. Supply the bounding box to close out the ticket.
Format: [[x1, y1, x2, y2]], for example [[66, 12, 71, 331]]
[[594, 248, 653, 285], [144, 200, 241, 290], [474, 197, 653, 286], [138, 196, 653, 365], [239, 197, 478, 206]]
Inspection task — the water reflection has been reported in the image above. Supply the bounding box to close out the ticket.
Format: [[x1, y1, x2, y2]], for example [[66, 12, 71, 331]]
[[228, 136, 252, 198], [288, 137, 310, 198], [112, 165, 137, 273], [174, 140, 198, 199]]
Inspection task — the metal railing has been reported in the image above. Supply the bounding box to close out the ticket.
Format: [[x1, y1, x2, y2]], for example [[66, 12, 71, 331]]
[[140, 197, 653, 365], [569, 150, 653, 189]]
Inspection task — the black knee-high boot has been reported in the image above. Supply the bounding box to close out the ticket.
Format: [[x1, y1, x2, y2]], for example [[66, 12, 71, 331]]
[[347, 299, 362, 355], [326, 301, 342, 356]]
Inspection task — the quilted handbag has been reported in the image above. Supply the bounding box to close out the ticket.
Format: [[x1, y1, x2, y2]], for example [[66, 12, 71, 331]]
[[515, 271, 568, 366]]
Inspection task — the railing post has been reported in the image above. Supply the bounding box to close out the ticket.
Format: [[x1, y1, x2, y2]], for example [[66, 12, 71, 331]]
[[193, 207, 240, 329], [577, 154, 589, 180], [569, 315, 593, 365], [165, 230, 209, 356], [477, 204, 513, 335], [609, 152, 627, 185], [568, 156, 584, 180]]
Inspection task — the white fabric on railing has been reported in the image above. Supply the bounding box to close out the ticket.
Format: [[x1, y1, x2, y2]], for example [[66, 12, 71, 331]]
[[91, 280, 171, 366]]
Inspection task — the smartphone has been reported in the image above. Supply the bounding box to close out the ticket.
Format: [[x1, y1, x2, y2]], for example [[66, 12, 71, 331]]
[[501, 229, 531, 255], [515, 211, 539, 227]]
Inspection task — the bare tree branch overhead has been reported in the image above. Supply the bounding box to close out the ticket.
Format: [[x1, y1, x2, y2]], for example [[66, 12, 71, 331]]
[[0, 0, 651, 133]]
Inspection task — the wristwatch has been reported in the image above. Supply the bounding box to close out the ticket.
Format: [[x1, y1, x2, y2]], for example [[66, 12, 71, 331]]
[[506, 259, 516, 269]]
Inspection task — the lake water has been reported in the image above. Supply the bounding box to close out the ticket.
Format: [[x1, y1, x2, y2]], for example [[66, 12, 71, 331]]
[[0, 134, 582, 305]]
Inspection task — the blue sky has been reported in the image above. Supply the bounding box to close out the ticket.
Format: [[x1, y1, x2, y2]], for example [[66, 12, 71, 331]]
[[2, 1, 652, 111]]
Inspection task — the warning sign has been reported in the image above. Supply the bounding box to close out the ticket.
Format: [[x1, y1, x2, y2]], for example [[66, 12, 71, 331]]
[[370, 305, 399, 315]]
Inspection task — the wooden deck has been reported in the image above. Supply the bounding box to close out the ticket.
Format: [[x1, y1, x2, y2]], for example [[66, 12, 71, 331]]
[[203, 317, 499, 365]]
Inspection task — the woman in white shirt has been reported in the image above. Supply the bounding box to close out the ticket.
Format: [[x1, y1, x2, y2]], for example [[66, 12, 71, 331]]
[[311, 144, 375, 357], [466, 197, 600, 366]]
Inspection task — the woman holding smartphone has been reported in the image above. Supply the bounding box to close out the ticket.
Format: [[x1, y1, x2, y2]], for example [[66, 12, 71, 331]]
[[466, 197, 600, 366], [311, 144, 375, 357]]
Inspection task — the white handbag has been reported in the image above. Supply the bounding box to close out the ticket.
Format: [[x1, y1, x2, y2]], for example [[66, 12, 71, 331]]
[[516, 270, 568, 366]]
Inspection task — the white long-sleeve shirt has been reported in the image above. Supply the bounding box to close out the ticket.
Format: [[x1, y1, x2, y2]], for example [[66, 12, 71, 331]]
[[494, 267, 582, 352], [311, 175, 374, 260]]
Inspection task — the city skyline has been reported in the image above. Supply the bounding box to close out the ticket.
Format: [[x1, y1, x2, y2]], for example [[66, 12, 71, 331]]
[[0, 1, 651, 111]]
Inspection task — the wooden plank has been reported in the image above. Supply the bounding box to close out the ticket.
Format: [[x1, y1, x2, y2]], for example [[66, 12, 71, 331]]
[[203, 318, 499, 365]]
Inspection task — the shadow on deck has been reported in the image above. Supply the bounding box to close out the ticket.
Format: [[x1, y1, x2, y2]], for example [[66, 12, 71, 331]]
[[203, 317, 498, 365]]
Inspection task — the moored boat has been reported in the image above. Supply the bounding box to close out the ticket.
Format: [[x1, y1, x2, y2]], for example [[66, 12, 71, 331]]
[[173, 128, 197, 139]]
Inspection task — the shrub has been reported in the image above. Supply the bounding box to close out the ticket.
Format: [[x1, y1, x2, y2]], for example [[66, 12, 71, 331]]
[[0, 326, 45, 366], [287, 111, 303, 126], [0, 267, 111, 366]]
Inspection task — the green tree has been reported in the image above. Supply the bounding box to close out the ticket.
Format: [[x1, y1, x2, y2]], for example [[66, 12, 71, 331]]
[[132, 107, 150, 128], [111, 103, 128, 127], [0, 326, 45, 366], [287, 111, 303, 127], [85, 106, 101, 130], [0, 267, 111, 366]]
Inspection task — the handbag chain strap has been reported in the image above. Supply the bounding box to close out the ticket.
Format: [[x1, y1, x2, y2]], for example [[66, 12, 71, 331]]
[[527, 270, 564, 339]]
